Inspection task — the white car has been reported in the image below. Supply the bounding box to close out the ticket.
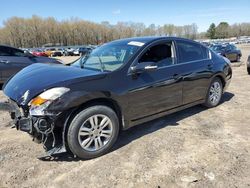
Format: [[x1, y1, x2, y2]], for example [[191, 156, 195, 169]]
[[73, 48, 80, 56]]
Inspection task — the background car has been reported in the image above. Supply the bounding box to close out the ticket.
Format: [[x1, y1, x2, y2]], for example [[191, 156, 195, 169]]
[[73, 48, 80, 56], [73, 47, 93, 56], [0, 45, 62, 84], [51, 48, 63, 57], [78, 47, 92, 56], [44, 48, 56, 57], [31, 49, 48, 57], [210, 44, 242, 62], [64, 48, 75, 56]]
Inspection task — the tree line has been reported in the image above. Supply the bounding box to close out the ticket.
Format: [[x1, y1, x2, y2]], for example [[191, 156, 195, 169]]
[[206, 22, 250, 39], [0, 15, 249, 48], [0, 15, 199, 48]]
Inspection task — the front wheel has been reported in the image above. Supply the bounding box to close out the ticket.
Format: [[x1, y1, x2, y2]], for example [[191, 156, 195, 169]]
[[204, 78, 223, 108], [247, 67, 250, 75], [67, 105, 119, 159]]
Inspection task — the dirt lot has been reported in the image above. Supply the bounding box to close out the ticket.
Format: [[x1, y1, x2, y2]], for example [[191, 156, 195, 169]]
[[0, 45, 250, 188], [56, 56, 79, 64]]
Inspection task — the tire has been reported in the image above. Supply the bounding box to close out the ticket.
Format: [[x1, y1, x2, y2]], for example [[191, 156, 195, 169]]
[[67, 105, 119, 159], [204, 78, 223, 108], [236, 55, 241, 62], [247, 67, 250, 75]]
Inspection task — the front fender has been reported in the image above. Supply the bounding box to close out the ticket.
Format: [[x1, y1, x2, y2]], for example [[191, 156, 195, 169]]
[[47, 90, 113, 112]]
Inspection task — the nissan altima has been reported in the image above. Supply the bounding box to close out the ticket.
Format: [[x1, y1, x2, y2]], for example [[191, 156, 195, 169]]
[[1, 37, 232, 159]]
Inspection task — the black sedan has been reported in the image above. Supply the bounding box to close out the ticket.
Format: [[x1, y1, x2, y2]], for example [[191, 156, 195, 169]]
[[1, 37, 232, 159], [0, 45, 62, 84], [210, 44, 242, 62]]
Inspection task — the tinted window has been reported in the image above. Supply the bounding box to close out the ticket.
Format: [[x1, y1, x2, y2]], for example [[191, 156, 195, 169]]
[[0, 46, 25, 57], [230, 45, 236, 50], [0, 46, 12, 56], [139, 42, 175, 67], [211, 45, 225, 51], [201, 46, 209, 59], [176, 41, 207, 63], [11, 48, 25, 57]]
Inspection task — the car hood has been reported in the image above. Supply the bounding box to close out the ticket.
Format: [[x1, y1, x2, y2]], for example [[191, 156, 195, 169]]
[[3, 63, 105, 105], [31, 56, 61, 64]]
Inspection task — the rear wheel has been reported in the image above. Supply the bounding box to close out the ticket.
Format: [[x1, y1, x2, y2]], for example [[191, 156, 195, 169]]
[[204, 78, 223, 108], [67, 105, 119, 159], [247, 67, 250, 75], [236, 55, 241, 62]]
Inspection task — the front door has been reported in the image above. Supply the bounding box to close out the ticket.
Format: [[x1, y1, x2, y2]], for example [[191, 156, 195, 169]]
[[125, 41, 183, 121], [0, 46, 33, 82]]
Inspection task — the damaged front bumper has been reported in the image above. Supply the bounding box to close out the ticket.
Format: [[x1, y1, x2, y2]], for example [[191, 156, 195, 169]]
[[0, 100, 67, 157]]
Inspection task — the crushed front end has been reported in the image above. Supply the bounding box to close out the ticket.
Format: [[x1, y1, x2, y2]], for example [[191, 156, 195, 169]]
[[0, 87, 72, 157]]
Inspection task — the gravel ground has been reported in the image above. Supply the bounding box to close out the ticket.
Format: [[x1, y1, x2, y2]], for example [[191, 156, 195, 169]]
[[0, 45, 250, 188]]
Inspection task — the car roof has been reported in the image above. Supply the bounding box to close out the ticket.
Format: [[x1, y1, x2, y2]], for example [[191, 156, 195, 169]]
[[110, 36, 196, 44], [0, 44, 22, 50]]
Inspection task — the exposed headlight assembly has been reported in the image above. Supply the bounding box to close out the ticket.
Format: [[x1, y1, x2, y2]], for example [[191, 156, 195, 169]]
[[29, 87, 70, 116]]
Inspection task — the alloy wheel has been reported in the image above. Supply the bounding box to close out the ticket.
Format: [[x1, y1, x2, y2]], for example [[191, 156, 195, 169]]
[[78, 114, 113, 152], [209, 81, 222, 105]]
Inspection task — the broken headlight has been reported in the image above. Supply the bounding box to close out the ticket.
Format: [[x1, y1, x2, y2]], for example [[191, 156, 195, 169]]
[[28, 87, 70, 116]]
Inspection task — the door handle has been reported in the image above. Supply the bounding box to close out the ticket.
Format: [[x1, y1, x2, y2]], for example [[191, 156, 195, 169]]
[[0, 60, 9, 64], [145, 65, 158, 71]]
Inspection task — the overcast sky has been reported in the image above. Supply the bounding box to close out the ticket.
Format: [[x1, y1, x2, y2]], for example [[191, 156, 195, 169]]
[[1, 0, 250, 32]]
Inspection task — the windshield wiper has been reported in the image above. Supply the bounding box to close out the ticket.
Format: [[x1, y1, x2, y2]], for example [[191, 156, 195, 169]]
[[80, 52, 91, 68], [81, 52, 105, 72], [97, 55, 105, 72]]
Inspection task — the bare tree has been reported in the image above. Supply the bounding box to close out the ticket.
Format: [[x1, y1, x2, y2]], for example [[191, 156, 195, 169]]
[[1, 15, 250, 48]]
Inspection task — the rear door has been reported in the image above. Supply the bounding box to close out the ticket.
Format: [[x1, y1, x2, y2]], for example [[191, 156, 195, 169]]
[[175, 40, 213, 104], [0, 46, 33, 82]]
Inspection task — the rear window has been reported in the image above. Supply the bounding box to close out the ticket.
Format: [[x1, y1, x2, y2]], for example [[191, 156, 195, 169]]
[[176, 41, 208, 63]]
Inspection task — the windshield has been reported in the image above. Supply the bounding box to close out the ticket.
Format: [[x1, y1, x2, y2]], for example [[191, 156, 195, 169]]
[[72, 41, 141, 72], [211, 45, 226, 52]]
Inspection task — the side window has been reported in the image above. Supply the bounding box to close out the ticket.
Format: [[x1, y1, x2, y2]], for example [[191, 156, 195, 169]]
[[176, 41, 207, 63], [0, 46, 12, 56], [0, 46, 25, 57], [231, 45, 236, 50], [11, 48, 25, 57], [201, 46, 209, 59], [225, 45, 231, 51], [138, 42, 175, 68]]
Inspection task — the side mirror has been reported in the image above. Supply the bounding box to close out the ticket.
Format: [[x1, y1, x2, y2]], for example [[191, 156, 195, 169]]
[[130, 62, 158, 74]]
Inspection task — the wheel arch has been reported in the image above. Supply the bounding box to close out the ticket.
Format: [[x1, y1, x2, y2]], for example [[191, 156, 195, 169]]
[[61, 97, 124, 152], [214, 74, 226, 88]]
